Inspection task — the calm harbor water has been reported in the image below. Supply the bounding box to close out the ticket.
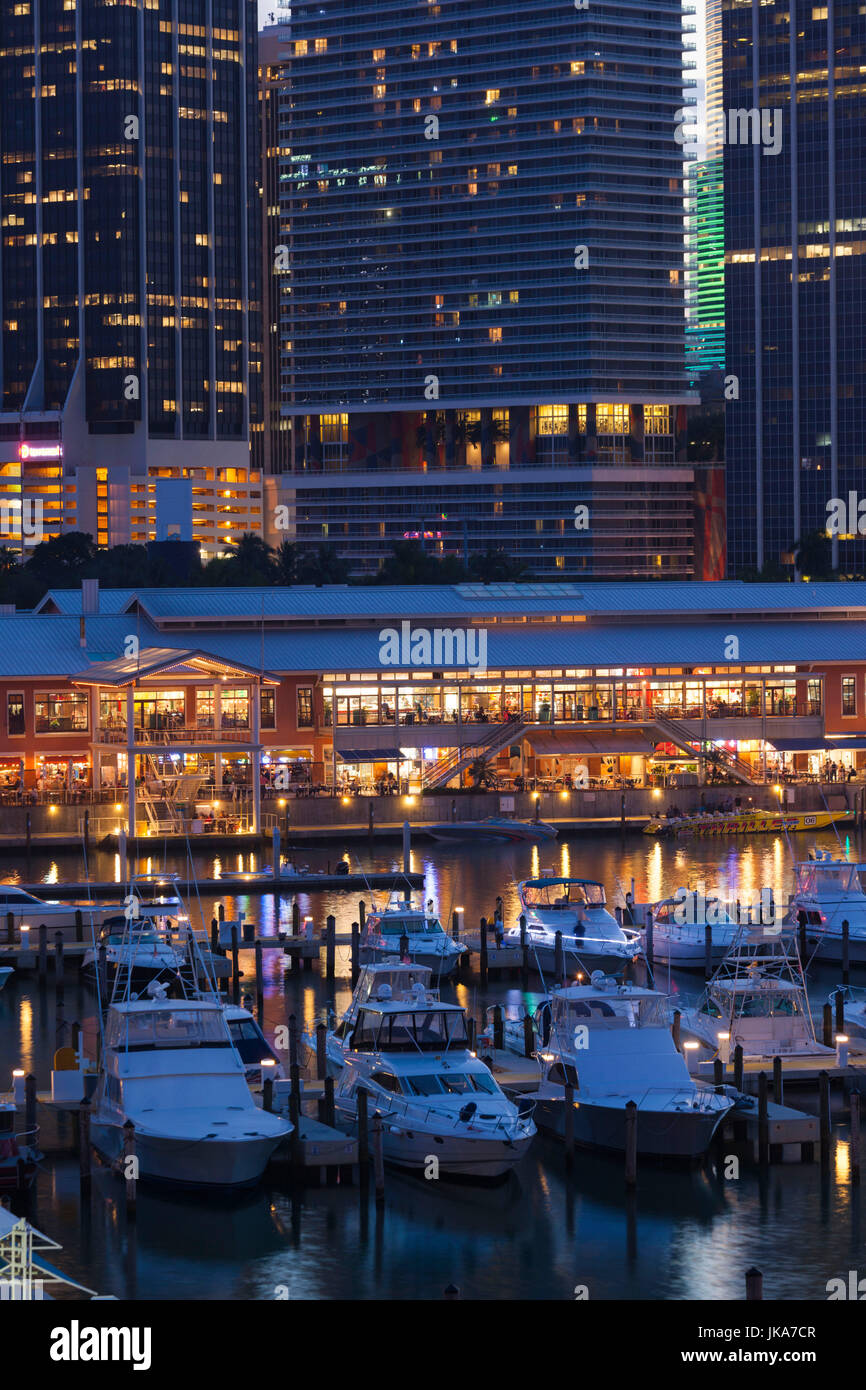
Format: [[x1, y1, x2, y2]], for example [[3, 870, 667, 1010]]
[[2, 824, 864, 1301]]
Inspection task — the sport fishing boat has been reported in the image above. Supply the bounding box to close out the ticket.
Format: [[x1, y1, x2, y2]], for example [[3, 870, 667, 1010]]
[[88, 897, 291, 1188], [359, 900, 467, 978], [531, 976, 733, 1159], [647, 889, 752, 970], [426, 817, 558, 844], [0, 877, 181, 936], [644, 807, 852, 838], [783, 850, 866, 965], [676, 927, 833, 1072], [80, 915, 188, 989], [506, 878, 643, 978], [308, 959, 437, 1075], [333, 984, 535, 1178]]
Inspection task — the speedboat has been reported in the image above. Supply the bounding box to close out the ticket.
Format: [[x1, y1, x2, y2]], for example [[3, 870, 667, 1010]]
[[531, 976, 733, 1159], [507, 878, 643, 978], [360, 900, 467, 978], [309, 959, 437, 1075], [644, 807, 853, 837], [648, 889, 749, 970], [333, 984, 535, 1178], [0, 1099, 40, 1191], [427, 817, 558, 844], [677, 927, 833, 1072], [80, 916, 187, 989], [90, 999, 292, 1187], [0, 967, 12, 992], [783, 851, 866, 965], [0, 878, 181, 937]]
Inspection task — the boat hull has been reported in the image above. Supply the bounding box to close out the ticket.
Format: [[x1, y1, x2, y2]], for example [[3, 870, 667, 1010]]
[[532, 1093, 726, 1159], [645, 810, 853, 838], [91, 1118, 285, 1188], [336, 1102, 533, 1178]]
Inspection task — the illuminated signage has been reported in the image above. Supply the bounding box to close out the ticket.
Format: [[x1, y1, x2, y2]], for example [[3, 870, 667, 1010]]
[[19, 443, 62, 461]]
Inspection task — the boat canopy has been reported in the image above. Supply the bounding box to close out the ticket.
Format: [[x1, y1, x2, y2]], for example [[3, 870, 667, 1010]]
[[349, 1005, 469, 1052], [794, 862, 863, 896], [105, 1005, 231, 1050], [551, 990, 668, 1034], [354, 963, 434, 1004], [368, 913, 444, 936], [521, 879, 606, 908]]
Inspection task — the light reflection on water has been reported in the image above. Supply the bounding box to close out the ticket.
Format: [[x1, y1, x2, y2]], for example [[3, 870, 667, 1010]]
[[1, 824, 864, 1300]]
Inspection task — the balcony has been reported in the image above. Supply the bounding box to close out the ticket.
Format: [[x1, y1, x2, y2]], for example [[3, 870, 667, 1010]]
[[96, 722, 253, 747]]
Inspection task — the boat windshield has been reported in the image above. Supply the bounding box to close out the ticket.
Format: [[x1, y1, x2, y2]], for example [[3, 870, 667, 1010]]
[[372, 915, 444, 937], [401, 1071, 499, 1096], [350, 1007, 469, 1051], [105, 1008, 230, 1050], [522, 881, 606, 910], [721, 992, 806, 1019], [795, 864, 862, 896], [550, 993, 668, 1033]]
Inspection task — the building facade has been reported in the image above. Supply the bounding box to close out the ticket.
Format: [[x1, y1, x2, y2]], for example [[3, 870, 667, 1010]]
[[267, 0, 703, 578], [723, 0, 866, 577], [0, 0, 264, 557]]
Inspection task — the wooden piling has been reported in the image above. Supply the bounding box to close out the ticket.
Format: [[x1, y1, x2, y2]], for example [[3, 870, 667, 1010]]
[[704, 922, 713, 980], [467, 1016, 476, 1055], [836, 989, 846, 1036], [523, 1013, 534, 1059], [624, 1099, 637, 1186], [255, 940, 263, 1025], [773, 1054, 783, 1107], [842, 919, 850, 987], [54, 930, 64, 983], [851, 1090, 861, 1184], [819, 1070, 831, 1165], [644, 909, 654, 972], [713, 1058, 724, 1087], [357, 1086, 369, 1174], [292, 900, 301, 936], [492, 1005, 503, 1051], [316, 1022, 328, 1080], [372, 1113, 385, 1203], [122, 1120, 137, 1216], [5, 911, 12, 946], [733, 1043, 744, 1093], [671, 1010, 681, 1052], [479, 918, 488, 985], [38, 923, 47, 981], [797, 909, 807, 964], [218, 902, 225, 923], [288, 1013, 302, 1170], [263, 1077, 274, 1113], [98, 941, 108, 1001], [326, 914, 336, 982], [451, 911, 459, 941], [324, 1075, 335, 1128], [358, 900, 366, 931], [211, 918, 218, 955], [79, 1096, 91, 1189], [443, 1284, 460, 1301], [25, 1073, 37, 1145], [74, 909, 83, 944], [519, 913, 529, 980], [554, 929, 565, 987], [745, 1267, 763, 1301], [351, 922, 360, 985], [563, 1082, 575, 1166], [231, 924, 240, 1005], [823, 1002, 833, 1049], [758, 1072, 769, 1166]]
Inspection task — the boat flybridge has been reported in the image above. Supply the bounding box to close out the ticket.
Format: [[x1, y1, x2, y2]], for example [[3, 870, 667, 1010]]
[[531, 974, 733, 1159], [507, 878, 643, 978], [309, 959, 438, 1075], [333, 985, 535, 1178], [648, 889, 746, 970], [81, 915, 188, 990], [677, 926, 833, 1074], [360, 899, 467, 978], [89, 893, 291, 1188], [784, 849, 866, 965]]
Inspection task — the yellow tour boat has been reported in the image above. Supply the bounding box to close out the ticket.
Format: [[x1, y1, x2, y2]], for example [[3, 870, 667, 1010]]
[[644, 807, 854, 838]]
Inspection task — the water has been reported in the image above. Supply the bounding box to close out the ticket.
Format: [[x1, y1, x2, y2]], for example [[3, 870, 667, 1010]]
[[2, 825, 864, 1301]]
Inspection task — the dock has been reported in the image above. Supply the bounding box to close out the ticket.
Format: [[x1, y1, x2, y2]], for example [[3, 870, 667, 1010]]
[[5, 871, 423, 898]]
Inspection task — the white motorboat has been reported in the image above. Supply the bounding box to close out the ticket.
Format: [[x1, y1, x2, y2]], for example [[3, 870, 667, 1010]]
[[531, 976, 733, 1159], [333, 985, 535, 1178], [80, 916, 187, 990], [308, 959, 437, 1075], [677, 927, 834, 1073], [827, 985, 866, 1041], [0, 878, 181, 937], [0, 967, 12, 992], [506, 878, 643, 978], [224, 1004, 285, 1087], [90, 999, 291, 1187], [784, 851, 866, 965], [359, 899, 467, 978], [647, 889, 747, 970]]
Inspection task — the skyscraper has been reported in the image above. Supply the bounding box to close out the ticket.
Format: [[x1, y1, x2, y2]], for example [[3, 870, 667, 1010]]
[[0, 0, 263, 556], [269, 0, 703, 579], [723, 0, 866, 576]]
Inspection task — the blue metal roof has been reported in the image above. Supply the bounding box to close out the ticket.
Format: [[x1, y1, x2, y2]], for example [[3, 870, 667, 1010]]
[[0, 614, 862, 675]]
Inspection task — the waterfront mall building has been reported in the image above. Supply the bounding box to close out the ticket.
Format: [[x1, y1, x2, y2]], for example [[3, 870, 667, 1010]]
[[1, 580, 865, 833]]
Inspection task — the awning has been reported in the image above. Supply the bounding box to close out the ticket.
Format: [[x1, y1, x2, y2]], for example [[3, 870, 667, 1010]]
[[528, 731, 656, 756], [336, 746, 404, 762], [769, 736, 866, 753]]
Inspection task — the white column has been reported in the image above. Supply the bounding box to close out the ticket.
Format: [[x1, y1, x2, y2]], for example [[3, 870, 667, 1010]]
[[126, 685, 135, 836], [213, 682, 222, 792], [252, 681, 261, 834]]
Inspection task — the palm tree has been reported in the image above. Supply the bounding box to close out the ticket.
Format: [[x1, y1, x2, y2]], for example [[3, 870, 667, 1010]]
[[233, 532, 275, 581], [468, 755, 497, 789], [273, 540, 297, 585]]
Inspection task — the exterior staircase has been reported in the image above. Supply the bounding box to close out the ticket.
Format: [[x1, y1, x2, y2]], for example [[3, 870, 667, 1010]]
[[423, 721, 526, 790], [652, 713, 760, 786]]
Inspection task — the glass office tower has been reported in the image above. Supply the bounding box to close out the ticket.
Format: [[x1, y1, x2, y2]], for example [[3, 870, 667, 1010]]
[[269, 0, 701, 578], [0, 0, 263, 555], [724, 0, 866, 576]]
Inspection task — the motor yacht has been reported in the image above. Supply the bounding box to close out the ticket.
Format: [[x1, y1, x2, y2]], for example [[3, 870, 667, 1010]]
[[80, 915, 187, 990], [309, 959, 437, 1075], [360, 900, 466, 978], [783, 851, 866, 965], [0, 878, 181, 937], [506, 878, 643, 978], [427, 817, 558, 844], [90, 998, 291, 1187], [647, 889, 750, 970], [333, 984, 535, 1178], [531, 976, 733, 1159]]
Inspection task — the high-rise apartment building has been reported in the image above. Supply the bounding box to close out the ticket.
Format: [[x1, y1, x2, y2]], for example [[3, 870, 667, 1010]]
[[0, 1, 263, 557], [724, 0, 866, 576], [267, 0, 703, 579], [259, 21, 292, 478]]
